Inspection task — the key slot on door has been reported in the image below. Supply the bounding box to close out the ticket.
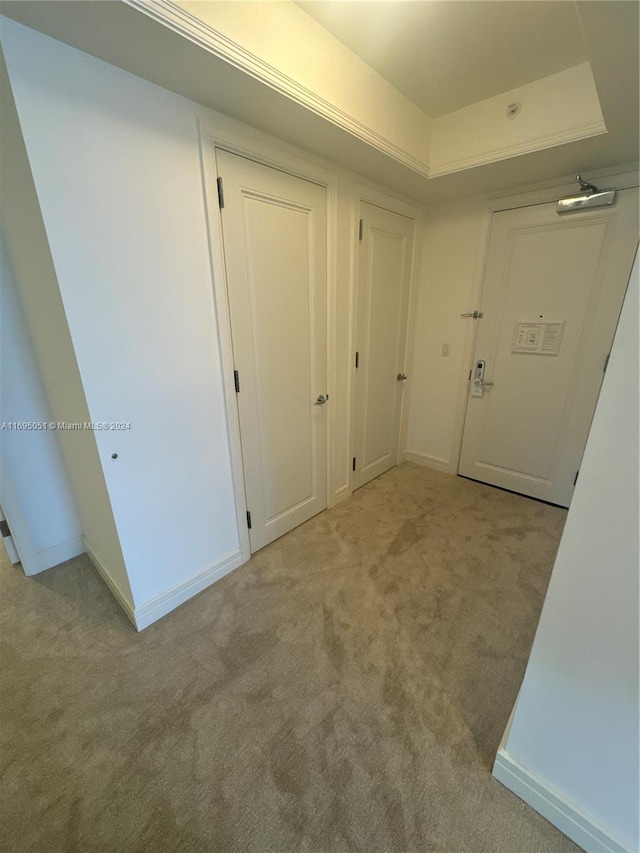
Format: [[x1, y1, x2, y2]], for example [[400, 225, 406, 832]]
[[470, 359, 494, 397]]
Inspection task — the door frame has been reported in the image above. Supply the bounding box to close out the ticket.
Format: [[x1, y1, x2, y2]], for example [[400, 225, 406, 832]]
[[198, 111, 337, 563], [451, 167, 639, 477], [349, 184, 423, 490]]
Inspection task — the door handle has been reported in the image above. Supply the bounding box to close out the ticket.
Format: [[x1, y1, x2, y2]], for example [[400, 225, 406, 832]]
[[470, 359, 494, 397], [315, 394, 328, 405], [397, 373, 408, 381]]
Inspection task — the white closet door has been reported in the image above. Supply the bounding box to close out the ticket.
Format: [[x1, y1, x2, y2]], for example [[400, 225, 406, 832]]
[[217, 150, 328, 552], [353, 202, 414, 490], [459, 189, 638, 506]]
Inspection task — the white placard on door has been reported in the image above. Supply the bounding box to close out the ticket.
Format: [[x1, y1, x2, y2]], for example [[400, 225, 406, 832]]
[[512, 321, 565, 356]]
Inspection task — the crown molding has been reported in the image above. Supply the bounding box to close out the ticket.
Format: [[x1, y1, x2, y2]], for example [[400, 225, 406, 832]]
[[123, 0, 431, 178], [123, 1, 611, 183], [430, 120, 608, 178]]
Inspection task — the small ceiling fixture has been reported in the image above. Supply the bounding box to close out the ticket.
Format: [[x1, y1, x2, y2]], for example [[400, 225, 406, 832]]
[[506, 102, 521, 119]]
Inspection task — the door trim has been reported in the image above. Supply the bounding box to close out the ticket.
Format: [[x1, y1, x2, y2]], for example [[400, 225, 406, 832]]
[[198, 113, 336, 564], [450, 168, 639, 478]]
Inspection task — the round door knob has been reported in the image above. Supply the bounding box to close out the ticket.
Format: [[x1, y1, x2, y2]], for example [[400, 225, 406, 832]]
[[315, 394, 328, 405]]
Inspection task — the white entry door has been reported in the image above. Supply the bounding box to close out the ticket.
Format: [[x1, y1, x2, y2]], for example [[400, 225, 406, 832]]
[[353, 202, 414, 490], [217, 150, 328, 552], [459, 188, 638, 506]]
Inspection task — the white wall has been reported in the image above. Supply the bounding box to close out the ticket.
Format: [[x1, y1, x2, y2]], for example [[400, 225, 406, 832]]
[[405, 198, 486, 471], [495, 254, 639, 852], [0, 234, 83, 573], [1, 43, 133, 607], [1, 18, 240, 617]]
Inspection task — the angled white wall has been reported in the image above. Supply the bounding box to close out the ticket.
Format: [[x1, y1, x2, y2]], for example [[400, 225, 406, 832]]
[[1, 44, 132, 605], [494, 253, 639, 852], [0, 234, 83, 574], [1, 18, 241, 626]]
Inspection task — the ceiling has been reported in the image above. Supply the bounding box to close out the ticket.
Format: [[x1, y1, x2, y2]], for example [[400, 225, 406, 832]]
[[0, 1, 637, 205], [297, 1, 589, 117]]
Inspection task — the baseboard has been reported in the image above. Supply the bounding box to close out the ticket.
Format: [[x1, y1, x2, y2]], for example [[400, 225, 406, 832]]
[[493, 750, 632, 853], [35, 535, 84, 573], [403, 451, 452, 474], [84, 539, 137, 629], [132, 549, 245, 631], [331, 485, 351, 507]]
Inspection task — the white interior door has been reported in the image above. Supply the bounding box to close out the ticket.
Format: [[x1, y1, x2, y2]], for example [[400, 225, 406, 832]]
[[217, 150, 328, 552], [459, 188, 638, 506], [353, 202, 413, 490]]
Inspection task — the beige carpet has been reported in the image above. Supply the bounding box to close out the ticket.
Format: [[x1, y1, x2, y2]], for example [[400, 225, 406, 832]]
[[1, 463, 578, 852]]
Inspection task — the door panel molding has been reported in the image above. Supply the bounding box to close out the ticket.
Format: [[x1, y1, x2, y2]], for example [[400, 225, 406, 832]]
[[351, 187, 423, 491], [458, 189, 638, 505], [199, 114, 344, 510], [450, 169, 639, 476], [218, 149, 328, 552], [353, 202, 415, 490]]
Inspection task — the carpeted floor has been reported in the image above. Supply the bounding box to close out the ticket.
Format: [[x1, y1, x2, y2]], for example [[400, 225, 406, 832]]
[[1, 463, 578, 852]]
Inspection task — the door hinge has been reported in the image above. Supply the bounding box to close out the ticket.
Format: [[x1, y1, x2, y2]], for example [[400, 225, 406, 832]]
[[246, 510, 252, 529], [352, 457, 356, 472], [460, 311, 483, 319], [574, 470, 580, 486], [217, 176, 225, 209], [0, 519, 11, 538], [355, 351, 359, 368], [233, 370, 240, 393], [358, 219, 363, 241], [603, 353, 610, 374]]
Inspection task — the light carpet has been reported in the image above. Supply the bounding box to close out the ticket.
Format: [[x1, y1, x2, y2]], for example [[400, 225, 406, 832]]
[[1, 463, 577, 852]]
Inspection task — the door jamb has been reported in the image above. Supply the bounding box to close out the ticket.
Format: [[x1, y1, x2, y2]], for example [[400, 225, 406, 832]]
[[450, 168, 640, 476]]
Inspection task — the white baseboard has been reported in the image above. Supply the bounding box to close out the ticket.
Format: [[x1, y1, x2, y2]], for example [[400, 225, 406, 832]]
[[84, 540, 137, 629], [403, 451, 452, 474], [85, 541, 246, 631], [132, 549, 245, 631], [35, 535, 84, 573], [493, 749, 632, 853], [331, 485, 351, 507]]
